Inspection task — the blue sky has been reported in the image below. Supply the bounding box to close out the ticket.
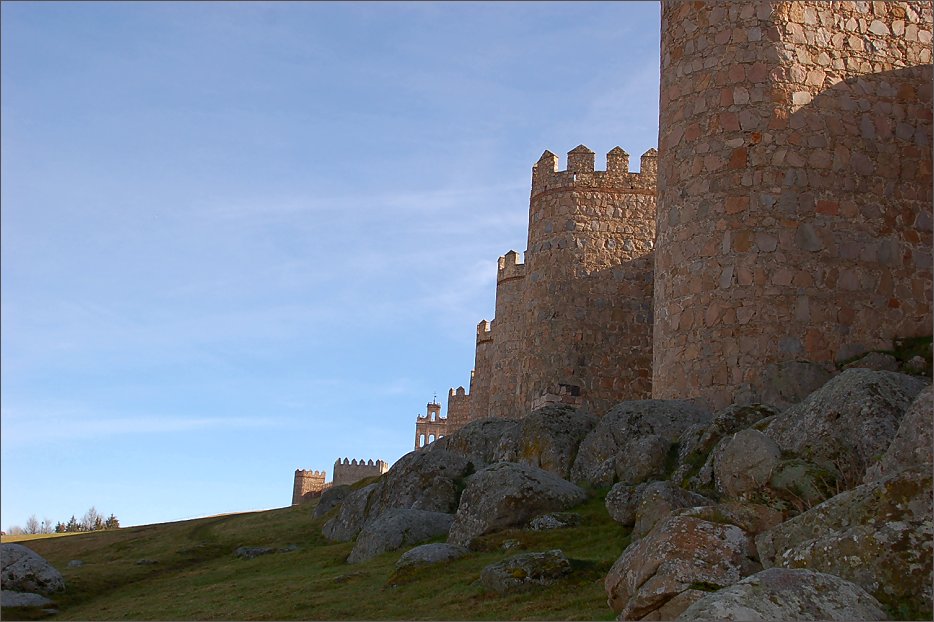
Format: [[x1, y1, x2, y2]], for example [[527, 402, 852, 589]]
[[1, 1, 660, 530]]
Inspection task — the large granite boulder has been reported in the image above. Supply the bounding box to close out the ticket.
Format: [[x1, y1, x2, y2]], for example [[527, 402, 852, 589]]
[[395, 543, 467, 569], [447, 462, 587, 548], [763, 369, 928, 488], [714, 429, 782, 498], [675, 568, 888, 621], [347, 509, 453, 564], [755, 360, 834, 409], [631, 481, 713, 540], [321, 482, 379, 542], [0, 590, 58, 612], [605, 515, 760, 620], [0, 543, 65, 594], [480, 549, 571, 594], [616, 434, 672, 486], [429, 418, 520, 468], [756, 468, 933, 615], [571, 399, 711, 486], [605, 482, 650, 527], [312, 484, 351, 519], [865, 384, 933, 483], [672, 403, 780, 487], [367, 447, 473, 517], [675, 502, 784, 538], [510, 405, 598, 480]]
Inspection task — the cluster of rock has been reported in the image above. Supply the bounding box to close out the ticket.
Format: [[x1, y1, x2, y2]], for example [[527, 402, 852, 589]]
[[1, 543, 65, 615], [316, 368, 932, 620]]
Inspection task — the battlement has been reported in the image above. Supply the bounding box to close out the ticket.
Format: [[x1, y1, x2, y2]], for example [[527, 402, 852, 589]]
[[294, 468, 326, 477], [449, 386, 467, 397], [497, 250, 526, 283], [476, 319, 493, 344], [531, 145, 657, 197], [332, 457, 389, 486]]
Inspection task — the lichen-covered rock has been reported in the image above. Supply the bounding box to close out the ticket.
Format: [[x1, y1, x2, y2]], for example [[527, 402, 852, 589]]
[[480, 549, 571, 594], [755, 360, 834, 410], [367, 447, 473, 518], [843, 351, 901, 372], [347, 509, 453, 564], [764, 369, 928, 488], [756, 468, 933, 615], [675, 568, 888, 621], [865, 385, 933, 483], [616, 434, 671, 486], [321, 482, 379, 542], [672, 404, 780, 486], [447, 462, 587, 547], [430, 418, 520, 468], [0, 544, 65, 594], [632, 481, 713, 540], [0, 590, 58, 611], [714, 429, 782, 498], [312, 484, 351, 519], [605, 515, 760, 620], [767, 458, 839, 508], [605, 482, 649, 527], [511, 405, 598, 479], [528, 512, 580, 531], [233, 546, 275, 560], [571, 399, 711, 486], [675, 502, 784, 538], [395, 543, 467, 569]]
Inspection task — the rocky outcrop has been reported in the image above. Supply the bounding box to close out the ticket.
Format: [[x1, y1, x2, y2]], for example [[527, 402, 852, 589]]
[[321, 482, 379, 542], [756, 468, 933, 615], [714, 429, 781, 498], [865, 384, 933, 483], [675, 568, 888, 621], [395, 543, 467, 569], [313, 484, 351, 519], [605, 515, 760, 620], [509, 406, 598, 479], [615, 434, 671, 486], [347, 509, 454, 564], [528, 512, 580, 531], [631, 481, 713, 540], [0, 589, 58, 612], [763, 369, 928, 488], [429, 418, 520, 468], [674, 502, 783, 538], [571, 399, 711, 486], [605, 482, 649, 527], [367, 448, 473, 517], [0, 543, 65, 595], [480, 549, 571, 594], [447, 462, 587, 547]]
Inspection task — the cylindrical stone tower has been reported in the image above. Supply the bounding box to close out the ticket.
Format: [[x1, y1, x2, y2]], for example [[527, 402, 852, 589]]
[[519, 145, 657, 417], [654, 1, 933, 409], [468, 320, 493, 420], [487, 250, 527, 419]]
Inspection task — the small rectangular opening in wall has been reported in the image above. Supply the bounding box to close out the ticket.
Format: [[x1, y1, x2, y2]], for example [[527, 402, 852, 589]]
[[558, 383, 581, 396]]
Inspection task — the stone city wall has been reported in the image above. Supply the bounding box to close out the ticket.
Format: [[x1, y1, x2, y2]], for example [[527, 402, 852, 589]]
[[332, 458, 389, 486], [291, 469, 327, 505], [654, 0, 933, 409]]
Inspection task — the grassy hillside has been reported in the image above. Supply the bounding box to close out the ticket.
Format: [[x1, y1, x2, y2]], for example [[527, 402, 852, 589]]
[[2, 489, 627, 620]]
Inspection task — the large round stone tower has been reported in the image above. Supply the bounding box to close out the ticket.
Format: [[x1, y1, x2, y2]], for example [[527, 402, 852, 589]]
[[518, 145, 657, 417], [654, 1, 933, 409]]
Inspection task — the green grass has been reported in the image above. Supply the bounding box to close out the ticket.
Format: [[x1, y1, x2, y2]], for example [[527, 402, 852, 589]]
[[2, 493, 626, 620]]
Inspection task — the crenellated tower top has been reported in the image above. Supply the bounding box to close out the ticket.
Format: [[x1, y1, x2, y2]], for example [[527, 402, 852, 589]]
[[497, 250, 526, 283], [531, 145, 657, 197]]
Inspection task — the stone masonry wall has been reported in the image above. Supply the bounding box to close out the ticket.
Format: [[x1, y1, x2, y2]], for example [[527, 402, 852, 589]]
[[655, 0, 933, 409], [292, 469, 327, 505], [332, 458, 389, 486], [517, 146, 657, 417], [487, 251, 528, 419], [467, 321, 493, 420], [446, 386, 471, 428]]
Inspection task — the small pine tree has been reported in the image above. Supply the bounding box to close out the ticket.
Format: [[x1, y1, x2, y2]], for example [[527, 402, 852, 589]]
[[65, 515, 79, 532], [104, 514, 120, 530]]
